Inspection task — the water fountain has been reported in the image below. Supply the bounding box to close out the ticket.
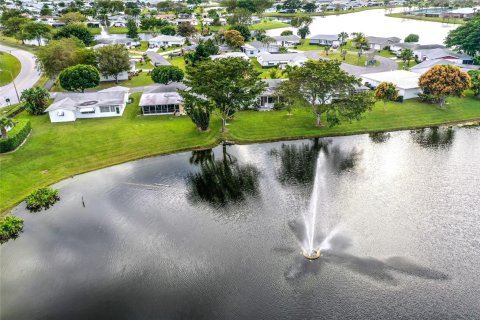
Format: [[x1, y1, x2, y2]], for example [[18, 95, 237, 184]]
[[301, 152, 326, 260]]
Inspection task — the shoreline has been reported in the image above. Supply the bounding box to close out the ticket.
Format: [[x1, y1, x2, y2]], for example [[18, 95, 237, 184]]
[[2, 117, 479, 215]]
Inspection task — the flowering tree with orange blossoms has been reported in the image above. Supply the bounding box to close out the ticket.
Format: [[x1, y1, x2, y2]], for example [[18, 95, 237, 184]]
[[375, 82, 399, 111], [418, 65, 471, 109]]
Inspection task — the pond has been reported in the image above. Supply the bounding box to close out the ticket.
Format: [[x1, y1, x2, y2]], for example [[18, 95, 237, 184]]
[[267, 8, 457, 45], [2, 127, 480, 319]]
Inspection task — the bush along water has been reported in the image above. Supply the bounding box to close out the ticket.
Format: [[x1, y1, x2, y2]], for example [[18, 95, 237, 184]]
[[25, 187, 60, 212], [0, 215, 24, 244]]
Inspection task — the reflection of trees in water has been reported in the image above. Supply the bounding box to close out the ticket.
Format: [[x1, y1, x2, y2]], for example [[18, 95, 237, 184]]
[[369, 132, 391, 144], [410, 127, 455, 149], [270, 138, 361, 187], [187, 147, 260, 207]]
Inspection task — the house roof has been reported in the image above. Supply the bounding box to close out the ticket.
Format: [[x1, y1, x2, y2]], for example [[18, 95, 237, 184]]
[[145, 51, 171, 65], [272, 35, 301, 42], [258, 52, 307, 62], [210, 52, 249, 60], [367, 36, 401, 45], [46, 91, 128, 112], [360, 70, 420, 89], [248, 41, 280, 50], [99, 86, 130, 93], [309, 34, 339, 41], [149, 35, 185, 42], [411, 59, 480, 73], [419, 48, 472, 60], [139, 92, 182, 106]]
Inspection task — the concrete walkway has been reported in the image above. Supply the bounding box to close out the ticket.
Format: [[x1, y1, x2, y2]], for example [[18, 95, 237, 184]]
[[302, 50, 398, 76], [0, 44, 41, 107]]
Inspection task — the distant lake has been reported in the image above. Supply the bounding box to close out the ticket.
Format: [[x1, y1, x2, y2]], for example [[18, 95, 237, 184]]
[[267, 8, 457, 45], [2, 127, 480, 319]]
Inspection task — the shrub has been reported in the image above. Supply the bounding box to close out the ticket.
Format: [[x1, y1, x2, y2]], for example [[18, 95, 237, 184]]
[[0, 119, 31, 153], [25, 187, 60, 212], [418, 93, 440, 104], [0, 215, 24, 244]]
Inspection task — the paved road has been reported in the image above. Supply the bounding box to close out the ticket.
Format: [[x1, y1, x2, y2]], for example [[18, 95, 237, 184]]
[[0, 44, 42, 107], [303, 50, 398, 76]]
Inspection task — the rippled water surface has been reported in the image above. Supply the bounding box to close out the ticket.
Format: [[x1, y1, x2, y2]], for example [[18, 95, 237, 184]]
[[2, 127, 480, 319]]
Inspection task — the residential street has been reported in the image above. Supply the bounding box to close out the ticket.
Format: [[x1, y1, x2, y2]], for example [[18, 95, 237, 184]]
[[0, 44, 41, 107]]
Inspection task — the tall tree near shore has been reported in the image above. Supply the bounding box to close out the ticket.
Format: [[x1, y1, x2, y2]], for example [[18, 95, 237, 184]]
[[126, 18, 138, 38], [283, 60, 376, 127], [375, 82, 399, 111], [23, 22, 52, 46], [418, 65, 471, 108], [181, 57, 266, 132], [291, 14, 312, 40], [96, 44, 131, 84], [338, 31, 349, 46]]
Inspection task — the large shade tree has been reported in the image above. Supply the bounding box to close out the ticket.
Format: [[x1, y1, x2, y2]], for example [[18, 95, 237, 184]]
[[20, 87, 50, 115], [284, 60, 376, 127], [419, 65, 471, 108], [180, 57, 266, 132], [151, 65, 184, 84], [445, 15, 480, 57], [59, 64, 100, 92], [23, 22, 52, 46], [53, 23, 95, 46], [374, 82, 399, 111], [96, 44, 131, 84]]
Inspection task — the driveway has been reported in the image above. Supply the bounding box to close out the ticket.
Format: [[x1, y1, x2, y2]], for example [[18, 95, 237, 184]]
[[0, 44, 42, 107], [302, 50, 398, 76]]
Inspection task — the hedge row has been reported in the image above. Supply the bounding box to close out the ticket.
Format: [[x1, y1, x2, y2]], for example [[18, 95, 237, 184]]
[[0, 119, 31, 153]]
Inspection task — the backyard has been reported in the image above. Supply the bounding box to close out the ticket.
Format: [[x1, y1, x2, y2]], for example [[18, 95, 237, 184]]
[[1, 92, 479, 213]]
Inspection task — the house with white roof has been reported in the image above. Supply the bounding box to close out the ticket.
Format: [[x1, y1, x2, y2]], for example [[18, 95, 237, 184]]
[[414, 48, 474, 65], [367, 36, 401, 50], [139, 92, 183, 115], [410, 59, 479, 75], [361, 70, 421, 100], [309, 34, 342, 47], [241, 41, 280, 57], [272, 35, 301, 47], [148, 35, 186, 48], [257, 53, 308, 68], [45, 87, 130, 123], [210, 52, 249, 60]]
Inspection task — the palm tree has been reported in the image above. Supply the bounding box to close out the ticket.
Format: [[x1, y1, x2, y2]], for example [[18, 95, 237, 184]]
[[0, 117, 15, 139], [338, 31, 349, 47], [261, 36, 276, 50]]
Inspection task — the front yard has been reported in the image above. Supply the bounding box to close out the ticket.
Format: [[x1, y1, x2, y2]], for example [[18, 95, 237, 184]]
[[0, 51, 21, 86]]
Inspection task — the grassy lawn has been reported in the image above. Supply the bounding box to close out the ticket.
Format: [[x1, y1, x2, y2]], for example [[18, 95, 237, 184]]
[[320, 51, 377, 66], [0, 36, 39, 54], [295, 39, 324, 51], [0, 51, 21, 86], [386, 13, 465, 24], [2, 92, 480, 213], [250, 58, 286, 79], [87, 27, 101, 35], [227, 93, 480, 142], [0, 93, 221, 213], [169, 56, 187, 70]]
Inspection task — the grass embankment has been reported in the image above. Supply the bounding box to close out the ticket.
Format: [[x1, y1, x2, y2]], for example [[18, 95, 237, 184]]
[[208, 20, 290, 32], [0, 51, 21, 86], [0, 93, 220, 213], [1, 93, 480, 213], [386, 12, 466, 24], [264, 5, 386, 17]]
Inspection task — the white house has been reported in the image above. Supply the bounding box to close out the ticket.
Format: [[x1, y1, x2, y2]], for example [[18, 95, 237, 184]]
[[361, 70, 421, 100], [148, 35, 186, 48], [366, 36, 401, 50], [410, 59, 479, 75], [257, 53, 308, 68], [390, 43, 445, 56], [45, 87, 130, 123], [256, 79, 284, 111], [210, 52, 250, 60], [241, 41, 280, 57], [414, 48, 474, 65], [139, 92, 183, 115], [100, 71, 129, 82], [309, 34, 342, 47], [272, 35, 301, 47]]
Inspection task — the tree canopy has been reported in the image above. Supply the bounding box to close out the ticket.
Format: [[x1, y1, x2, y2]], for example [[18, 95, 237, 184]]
[[181, 57, 266, 132], [419, 65, 471, 108], [95, 44, 131, 83], [53, 23, 95, 46], [445, 15, 480, 57], [468, 70, 480, 97], [374, 82, 399, 111], [21, 87, 50, 116], [284, 60, 375, 126], [404, 34, 419, 43], [151, 65, 184, 85], [59, 64, 100, 92], [224, 29, 245, 48]]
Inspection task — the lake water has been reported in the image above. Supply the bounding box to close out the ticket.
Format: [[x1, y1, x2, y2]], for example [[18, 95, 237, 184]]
[[267, 9, 457, 45], [2, 127, 480, 319]]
